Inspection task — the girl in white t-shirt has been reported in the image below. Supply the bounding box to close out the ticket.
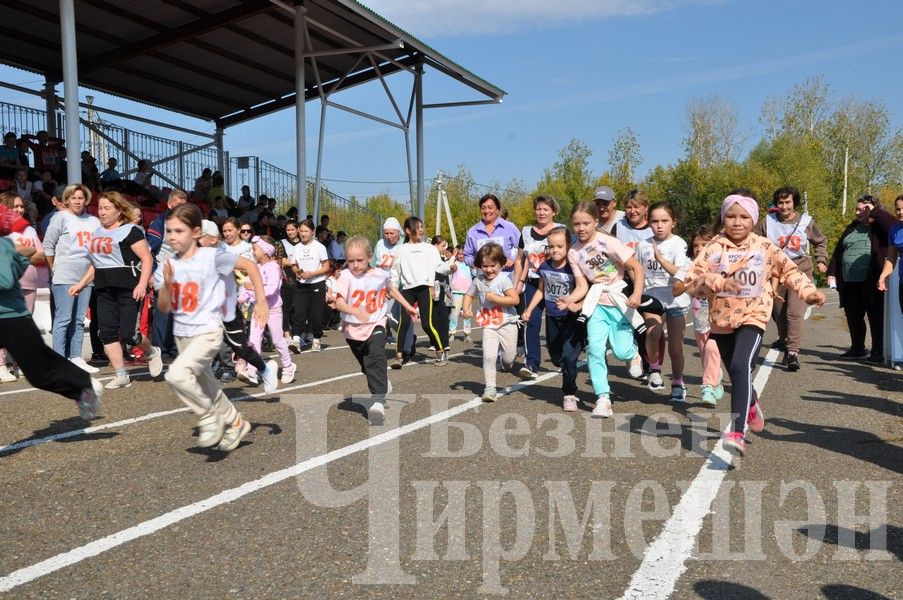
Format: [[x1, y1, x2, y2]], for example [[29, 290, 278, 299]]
[[333, 236, 418, 424], [155, 204, 268, 452], [637, 202, 691, 401], [462, 243, 521, 402], [290, 219, 330, 351]]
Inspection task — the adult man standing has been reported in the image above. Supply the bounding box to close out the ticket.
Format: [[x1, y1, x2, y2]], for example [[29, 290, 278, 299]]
[[593, 186, 625, 234], [146, 189, 188, 357], [755, 186, 827, 371]]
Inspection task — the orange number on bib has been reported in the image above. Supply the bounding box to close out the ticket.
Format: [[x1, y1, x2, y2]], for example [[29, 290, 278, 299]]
[[378, 255, 395, 269], [89, 236, 113, 254], [171, 281, 200, 312], [778, 235, 802, 251], [476, 306, 504, 327], [351, 288, 387, 314], [76, 231, 92, 247], [528, 252, 545, 269]]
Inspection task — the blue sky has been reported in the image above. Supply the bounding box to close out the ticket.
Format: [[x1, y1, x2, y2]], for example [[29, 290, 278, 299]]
[[1, 0, 901, 203]]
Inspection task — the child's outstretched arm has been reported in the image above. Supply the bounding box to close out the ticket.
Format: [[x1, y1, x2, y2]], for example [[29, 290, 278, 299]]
[[521, 281, 544, 321], [773, 250, 824, 306], [388, 285, 419, 320], [487, 286, 520, 307], [334, 294, 369, 323], [461, 293, 475, 320], [157, 259, 173, 313], [623, 256, 644, 308], [236, 257, 270, 327]]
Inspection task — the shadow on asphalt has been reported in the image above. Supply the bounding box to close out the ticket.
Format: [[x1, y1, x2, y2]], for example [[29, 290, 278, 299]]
[[0, 416, 119, 458], [693, 579, 771, 598], [821, 584, 892, 599], [798, 524, 902, 562], [802, 346, 897, 393], [757, 418, 902, 475], [800, 389, 903, 420]]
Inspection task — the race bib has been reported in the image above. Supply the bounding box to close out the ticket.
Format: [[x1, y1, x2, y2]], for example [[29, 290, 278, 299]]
[[475, 306, 505, 327], [579, 243, 617, 280], [543, 271, 571, 303], [711, 251, 766, 298]]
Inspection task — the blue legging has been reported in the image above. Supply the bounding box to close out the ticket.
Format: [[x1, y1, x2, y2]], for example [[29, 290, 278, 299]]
[[522, 279, 544, 371], [586, 304, 636, 396], [712, 326, 763, 434]]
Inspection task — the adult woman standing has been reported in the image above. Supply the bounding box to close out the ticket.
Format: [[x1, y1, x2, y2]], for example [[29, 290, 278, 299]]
[[42, 184, 101, 373], [754, 186, 828, 372], [69, 191, 161, 388], [290, 219, 330, 351], [878, 194, 903, 317], [463, 194, 521, 274], [827, 195, 895, 362], [392, 216, 454, 367], [280, 220, 302, 351], [222, 218, 253, 261], [0, 192, 49, 382], [613, 189, 653, 249], [515, 195, 565, 378]]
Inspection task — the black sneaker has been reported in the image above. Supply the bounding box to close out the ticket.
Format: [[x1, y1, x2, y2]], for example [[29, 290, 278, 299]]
[[88, 353, 109, 367], [866, 354, 884, 364], [771, 339, 787, 351], [838, 349, 868, 360], [785, 353, 800, 372]]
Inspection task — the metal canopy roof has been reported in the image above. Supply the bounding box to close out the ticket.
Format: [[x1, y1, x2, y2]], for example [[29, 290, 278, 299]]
[[0, 0, 505, 127]]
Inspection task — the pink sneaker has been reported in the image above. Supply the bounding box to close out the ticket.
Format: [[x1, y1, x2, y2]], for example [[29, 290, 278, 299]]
[[747, 401, 765, 433], [562, 395, 578, 412], [722, 431, 746, 456]]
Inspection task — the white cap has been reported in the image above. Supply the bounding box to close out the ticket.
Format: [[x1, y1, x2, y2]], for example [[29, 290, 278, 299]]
[[201, 219, 220, 238], [383, 216, 402, 233]]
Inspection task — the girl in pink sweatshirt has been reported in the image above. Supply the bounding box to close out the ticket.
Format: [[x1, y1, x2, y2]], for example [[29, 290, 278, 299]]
[[683, 190, 824, 456], [239, 235, 296, 384]]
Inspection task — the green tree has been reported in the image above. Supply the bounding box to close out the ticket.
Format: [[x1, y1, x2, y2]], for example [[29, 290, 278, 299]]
[[535, 138, 595, 214], [608, 127, 642, 199]]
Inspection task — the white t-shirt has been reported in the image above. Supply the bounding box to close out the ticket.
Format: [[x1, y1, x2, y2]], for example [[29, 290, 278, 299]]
[[224, 240, 253, 262], [466, 273, 518, 330], [520, 223, 565, 279], [291, 239, 329, 284], [765, 213, 812, 260], [153, 247, 238, 337], [614, 217, 653, 250], [636, 236, 691, 309]]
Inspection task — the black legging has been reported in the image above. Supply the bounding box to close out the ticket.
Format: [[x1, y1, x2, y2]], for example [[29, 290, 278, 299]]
[[223, 311, 267, 373], [395, 285, 447, 355], [292, 282, 326, 340], [280, 281, 297, 334], [712, 325, 763, 434]]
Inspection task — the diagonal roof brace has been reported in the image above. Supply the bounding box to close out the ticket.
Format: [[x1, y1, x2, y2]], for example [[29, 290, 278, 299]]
[[304, 40, 403, 58]]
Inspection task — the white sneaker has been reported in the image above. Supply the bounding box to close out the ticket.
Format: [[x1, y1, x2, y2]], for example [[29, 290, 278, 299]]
[[627, 353, 644, 379], [518, 366, 538, 379], [280, 362, 297, 384], [197, 412, 226, 448], [368, 401, 385, 425], [311, 338, 321, 352], [0, 365, 17, 383], [260, 360, 279, 393], [592, 394, 613, 418], [78, 378, 103, 420], [237, 368, 259, 386], [71, 357, 100, 374], [647, 370, 664, 390], [104, 374, 131, 389], [288, 336, 301, 354], [386, 379, 393, 395], [481, 387, 498, 402], [217, 414, 251, 451], [147, 346, 163, 377]]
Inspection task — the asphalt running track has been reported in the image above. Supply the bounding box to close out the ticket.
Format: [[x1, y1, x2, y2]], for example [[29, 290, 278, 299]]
[[0, 300, 900, 598]]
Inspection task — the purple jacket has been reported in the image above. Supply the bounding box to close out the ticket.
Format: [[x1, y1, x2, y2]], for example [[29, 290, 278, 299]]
[[463, 217, 521, 269]]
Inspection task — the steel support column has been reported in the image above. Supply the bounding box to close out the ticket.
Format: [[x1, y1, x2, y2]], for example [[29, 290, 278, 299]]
[[214, 125, 225, 176], [60, 0, 81, 184], [414, 63, 424, 221], [312, 99, 326, 223], [294, 1, 307, 216], [43, 79, 57, 137]]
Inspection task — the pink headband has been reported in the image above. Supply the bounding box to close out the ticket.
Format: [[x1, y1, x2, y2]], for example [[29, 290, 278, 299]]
[[251, 236, 275, 257], [721, 194, 759, 225]]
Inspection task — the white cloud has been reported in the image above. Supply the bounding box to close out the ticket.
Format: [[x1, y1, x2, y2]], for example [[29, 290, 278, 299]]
[[362, 0, 717, 37]]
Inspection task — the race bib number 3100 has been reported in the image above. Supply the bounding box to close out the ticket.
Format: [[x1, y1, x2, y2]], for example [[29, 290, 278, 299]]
[[711, 251, 766, 298]]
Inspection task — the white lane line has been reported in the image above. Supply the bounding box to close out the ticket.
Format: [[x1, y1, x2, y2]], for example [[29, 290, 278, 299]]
[[0, 351, 472, 455], [0, 365, 560, 592], [618, 346, 781, 600]]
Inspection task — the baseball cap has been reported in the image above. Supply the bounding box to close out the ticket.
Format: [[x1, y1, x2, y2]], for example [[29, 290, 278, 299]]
[[593, 186, 616, 203]]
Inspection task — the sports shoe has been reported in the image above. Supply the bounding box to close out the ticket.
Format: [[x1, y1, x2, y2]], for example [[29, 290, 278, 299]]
[[311, 338, 321, 352], [647, 370, 664, 390], [0, 365, 17, 383], [368, 401, 385, 425], [237, 369, 259, 386], [713, 383, 725, 400], [592, 394, 613, 418], [147, 346, 163, 377], [838, 349, 868, 360], [260, 359, 279, 393], [70, 357, 100, 374], [78, 378, 103, 420], [104, 374, 131, 389], [464, 334, 473, 343], [746, 400, 765, 433], [669, 384, 687, 403], [88, 353, 109, 367], [784, 352, 800, 372], [866, 353, 884, 364], [722, 431, 746, 456], [562, 395, 579, 412], [700, 384, 718, 406], [280, 362, 297, 384], [428, 346, 436, 352], [519, 366, 538, 379], [481, 387, 498, 402], [217, 414, 251, 451], [771, 338, 787, 351], [287, 336, 301, 354], [435, 351, 448, 366], [219, 370, 236, 383], [391, 356, 404, 370], [627, 353, 644, 379], [197, 412, 227, 448]]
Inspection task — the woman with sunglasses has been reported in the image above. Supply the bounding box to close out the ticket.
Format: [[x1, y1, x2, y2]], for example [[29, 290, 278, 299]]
[[222, 218, 253, 261]]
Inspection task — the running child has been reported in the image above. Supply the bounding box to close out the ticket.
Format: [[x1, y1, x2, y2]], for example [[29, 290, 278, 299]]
[[567, 201, 644, 418], [522, 227, 587, 411], [461, 242, 521, 402], [448, 243, 473, 342], [673, 226, 723, 405], [333, 235, 418, 424], [636, 201, 691, 400], [683, 190, 824, 456], [238, 235, 295, 385], [156, 204, 269, 452]]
